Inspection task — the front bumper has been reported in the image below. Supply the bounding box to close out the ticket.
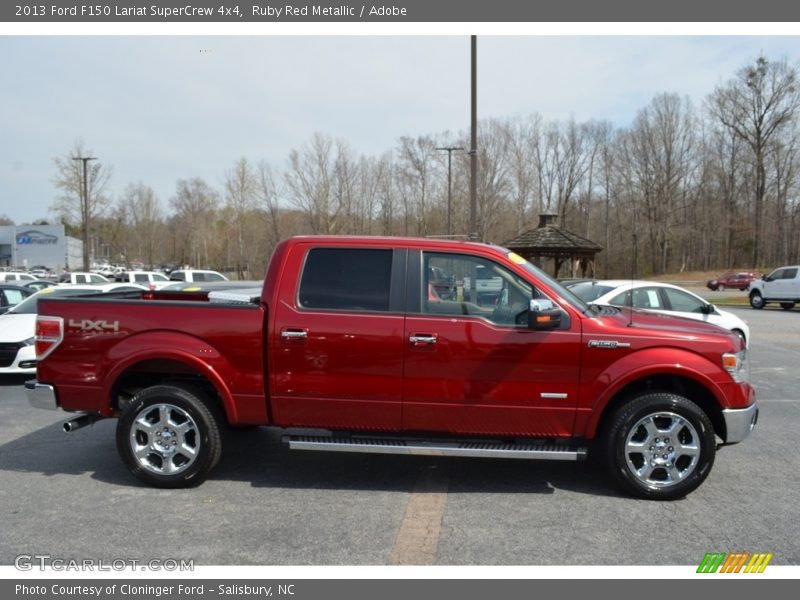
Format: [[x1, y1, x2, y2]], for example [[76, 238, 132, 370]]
[[722, 403, 758, 444], [25, 380, 59, 411]]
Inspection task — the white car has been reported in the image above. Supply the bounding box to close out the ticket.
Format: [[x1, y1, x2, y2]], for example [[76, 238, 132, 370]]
[[0, 283, 145, 375], [567, 279, 751, 346], [169, 269, 228, 283], [115, 270, 172, 290]]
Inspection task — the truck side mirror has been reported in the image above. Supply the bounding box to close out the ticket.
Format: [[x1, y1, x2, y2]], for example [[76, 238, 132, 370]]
[[528, 298, 562, 330]]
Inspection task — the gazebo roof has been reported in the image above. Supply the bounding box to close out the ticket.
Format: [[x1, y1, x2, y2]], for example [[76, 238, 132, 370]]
[[504, 225, 604, 257]]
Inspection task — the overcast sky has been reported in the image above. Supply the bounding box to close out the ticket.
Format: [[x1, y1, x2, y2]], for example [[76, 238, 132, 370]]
[[3, 34, 800, 224]]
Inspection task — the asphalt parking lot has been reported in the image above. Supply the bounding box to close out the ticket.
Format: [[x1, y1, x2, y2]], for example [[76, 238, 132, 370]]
[[0, 305, 798, 566]]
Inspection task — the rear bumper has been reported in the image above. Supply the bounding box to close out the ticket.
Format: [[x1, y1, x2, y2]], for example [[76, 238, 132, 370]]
[[722, 403, 758, 444], [25, 380, 58, 411]]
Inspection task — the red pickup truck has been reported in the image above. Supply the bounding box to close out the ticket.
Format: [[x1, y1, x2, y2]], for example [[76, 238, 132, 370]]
[[27, 236, 757, 500]]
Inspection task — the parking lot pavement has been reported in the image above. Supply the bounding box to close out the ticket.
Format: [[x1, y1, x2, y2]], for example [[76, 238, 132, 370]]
[[0, 305, 798, 566]]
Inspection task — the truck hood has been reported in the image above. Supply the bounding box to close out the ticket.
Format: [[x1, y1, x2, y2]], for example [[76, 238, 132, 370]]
[[591, 306, 740, 347], [0, 313, 36, 343]]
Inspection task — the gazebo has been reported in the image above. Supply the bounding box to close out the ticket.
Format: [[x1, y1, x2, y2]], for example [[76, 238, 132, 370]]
[[504, 214, 604, 278]]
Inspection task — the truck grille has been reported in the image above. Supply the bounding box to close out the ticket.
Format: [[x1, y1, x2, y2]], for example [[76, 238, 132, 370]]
[[0, 343, 22, 367]]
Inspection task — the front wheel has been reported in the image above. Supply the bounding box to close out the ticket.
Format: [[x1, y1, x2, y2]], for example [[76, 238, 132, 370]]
[[602, 392, 716, 500], [116, 384, 223, 488], [749, 290, 765, 309]]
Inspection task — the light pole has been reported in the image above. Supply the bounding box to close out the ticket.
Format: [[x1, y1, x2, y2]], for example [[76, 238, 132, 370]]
[[469, 34, 478, 241], [436, 146, 464, 236], [72, 156, 96, 271]]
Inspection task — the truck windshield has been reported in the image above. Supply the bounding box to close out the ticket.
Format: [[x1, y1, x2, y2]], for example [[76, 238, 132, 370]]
[[501, 250, 590, 313]]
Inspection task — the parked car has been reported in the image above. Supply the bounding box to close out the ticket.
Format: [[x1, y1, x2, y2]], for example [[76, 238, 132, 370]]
[[0, 283, 146, 375], [0, 272, 39, 283], [114, 271, 172, 290], [18, 279, 58, 292], [748, 265, 800, 310], [567, 279, 750, 346], [58, 272, 110, 285], [706, 272, 755, 291], [0, 284, 34, 316], [169, 269, 228, 283]]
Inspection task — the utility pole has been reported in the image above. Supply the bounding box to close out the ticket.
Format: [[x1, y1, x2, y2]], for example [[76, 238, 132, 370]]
[[469, 34, 478, 241], [72, 156, 96, 271], [436, 146, 464, 236]]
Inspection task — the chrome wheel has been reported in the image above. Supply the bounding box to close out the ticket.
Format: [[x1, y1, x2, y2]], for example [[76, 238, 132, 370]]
[[129, 403, 199, 476], [624, 412, 700, 488], [117, 384, 223, 487], [603, 392, 716, 500]]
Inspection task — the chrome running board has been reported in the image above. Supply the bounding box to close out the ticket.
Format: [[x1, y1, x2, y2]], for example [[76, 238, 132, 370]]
[[286, 435, 587, 461]]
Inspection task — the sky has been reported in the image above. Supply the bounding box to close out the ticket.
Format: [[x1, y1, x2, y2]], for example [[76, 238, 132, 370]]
[[3, 33, 800, 224]]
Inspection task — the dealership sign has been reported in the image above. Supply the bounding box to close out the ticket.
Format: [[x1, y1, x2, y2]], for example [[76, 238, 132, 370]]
[[16, 230, 59, 245]]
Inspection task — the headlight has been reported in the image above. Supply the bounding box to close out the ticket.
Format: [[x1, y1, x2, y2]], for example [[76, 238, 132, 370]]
[[723, 350, 750, 384]]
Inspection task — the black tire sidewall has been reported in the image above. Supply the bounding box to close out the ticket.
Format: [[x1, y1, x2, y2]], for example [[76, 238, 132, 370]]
[[604, 392, 716, 500], [116, 385, 222, 488]]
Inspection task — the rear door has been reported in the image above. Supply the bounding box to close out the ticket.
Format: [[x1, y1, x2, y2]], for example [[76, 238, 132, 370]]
[[402, 250, 581, 438], [270, 244, 407, 431]]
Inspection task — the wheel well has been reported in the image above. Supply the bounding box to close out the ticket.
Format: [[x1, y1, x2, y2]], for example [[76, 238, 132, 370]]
[[595, 375, 725, 441], [111, 359, 223, 416]]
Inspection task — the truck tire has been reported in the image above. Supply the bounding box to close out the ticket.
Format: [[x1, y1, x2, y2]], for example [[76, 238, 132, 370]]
[[780, 302, 795, 310], [749, 290, 764, 309], [602, 392, 716, 500], [116, 384, 223, 488]]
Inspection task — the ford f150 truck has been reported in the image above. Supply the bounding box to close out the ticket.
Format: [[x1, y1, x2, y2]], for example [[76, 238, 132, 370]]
[[26, 236, 757, 500]]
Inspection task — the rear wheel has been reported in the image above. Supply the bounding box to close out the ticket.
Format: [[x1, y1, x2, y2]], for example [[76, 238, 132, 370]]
[[780, 302, 795, 310], [116, 384, 223, 488], [602, 392, 716, 500], [749, 290, 764, 309]]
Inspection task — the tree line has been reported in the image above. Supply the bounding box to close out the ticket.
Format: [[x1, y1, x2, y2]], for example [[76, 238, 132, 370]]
[[39, 55, 800, 279]]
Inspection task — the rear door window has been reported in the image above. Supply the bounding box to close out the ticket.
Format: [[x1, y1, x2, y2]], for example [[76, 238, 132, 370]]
[[298, 248, 393, 312]]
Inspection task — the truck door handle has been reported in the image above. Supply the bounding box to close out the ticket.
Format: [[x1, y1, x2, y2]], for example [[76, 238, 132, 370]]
[[409, 334, 438, 347], [281, 329, 308, 342]]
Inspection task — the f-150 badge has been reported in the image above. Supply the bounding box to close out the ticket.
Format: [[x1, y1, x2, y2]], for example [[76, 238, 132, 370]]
[[588, 339, 631, 349]]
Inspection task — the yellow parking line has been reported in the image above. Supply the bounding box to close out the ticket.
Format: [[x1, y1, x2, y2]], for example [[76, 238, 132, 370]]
[[389, 464, 449, 565]]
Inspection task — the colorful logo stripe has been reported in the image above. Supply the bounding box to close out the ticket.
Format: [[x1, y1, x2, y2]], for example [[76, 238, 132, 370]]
[[697, 552, 773, 573]]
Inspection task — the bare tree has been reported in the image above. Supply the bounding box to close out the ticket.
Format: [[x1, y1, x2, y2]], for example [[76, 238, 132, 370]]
[[709, 56, 800, 267], [170, 178, 220, 268], [51, 140, 112, 270], [119, 182, 164, 268], [224, 158, 258, 278], [285, 133, 336, 234], [256, 161, 284, 252], [397, 135, 438, 236]]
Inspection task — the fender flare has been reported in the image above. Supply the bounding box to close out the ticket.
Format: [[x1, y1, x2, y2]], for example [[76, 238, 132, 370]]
[[582, 347, 728, 438], [101, 331, 239, 423]]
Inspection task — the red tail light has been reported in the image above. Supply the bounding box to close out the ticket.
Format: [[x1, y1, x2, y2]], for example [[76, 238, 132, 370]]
[[35, 316, 64, 360]]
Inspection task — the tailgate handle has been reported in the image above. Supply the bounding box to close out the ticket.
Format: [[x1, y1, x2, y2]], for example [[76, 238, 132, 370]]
[[409, 334, 438, 347]]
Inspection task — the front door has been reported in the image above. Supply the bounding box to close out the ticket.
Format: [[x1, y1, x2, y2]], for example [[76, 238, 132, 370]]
[[402, 251, 581, 438]]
